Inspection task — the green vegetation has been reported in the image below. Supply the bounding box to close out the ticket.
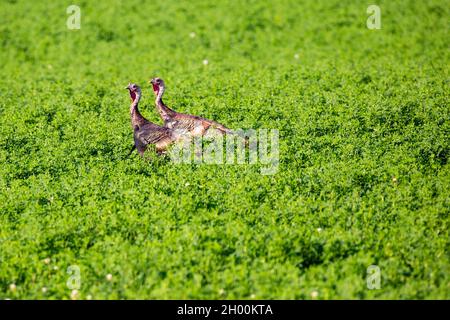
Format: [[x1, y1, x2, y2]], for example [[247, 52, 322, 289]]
[[0, 0, 448, 299]]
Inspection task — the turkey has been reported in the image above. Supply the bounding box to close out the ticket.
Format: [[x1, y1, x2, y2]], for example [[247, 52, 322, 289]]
[[126, 83, 179, 156], [149, 78, 236, 138]]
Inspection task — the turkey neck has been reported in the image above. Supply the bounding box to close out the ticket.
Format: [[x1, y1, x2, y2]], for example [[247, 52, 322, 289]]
[[130, 91, 146, 128], [155, 85, 177, 122]]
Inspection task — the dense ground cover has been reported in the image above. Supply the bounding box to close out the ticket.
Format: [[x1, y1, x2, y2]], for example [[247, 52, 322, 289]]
[[0, 0, 448, 299]]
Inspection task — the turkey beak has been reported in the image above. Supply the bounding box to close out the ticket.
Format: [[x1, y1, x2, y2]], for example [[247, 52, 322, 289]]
[[125, 83, 131, 90]]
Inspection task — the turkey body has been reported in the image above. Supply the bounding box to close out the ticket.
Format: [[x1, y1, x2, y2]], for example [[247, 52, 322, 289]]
[[150, 78, 233, 138], [133, 122, 176, 155]]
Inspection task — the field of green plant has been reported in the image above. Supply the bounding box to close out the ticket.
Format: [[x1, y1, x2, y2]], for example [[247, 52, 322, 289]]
[[0, 0, 449, 299]]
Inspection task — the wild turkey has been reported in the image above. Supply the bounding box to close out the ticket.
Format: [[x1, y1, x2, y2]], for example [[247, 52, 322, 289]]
[[149, 78, 235, 138], [126, 83, 178, 156]]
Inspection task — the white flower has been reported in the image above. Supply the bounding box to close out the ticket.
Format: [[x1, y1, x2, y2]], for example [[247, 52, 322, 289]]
[[53, 266, 59, 270], [70, 289, 79, 300], [311, 290, 319, 299], [317, 228, 322, 232], [43, 258, 51, 264], [294, 53, 300, 59], [86, 294, 92, 300], [41, 287, 48, 293], [106, 274, 113, 281], [9, 284, 16, 292], [218, 288, 225, 295], [250, 294, 256, 299], [203, 59, 209, 66], [189, 32, 196, 38]]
